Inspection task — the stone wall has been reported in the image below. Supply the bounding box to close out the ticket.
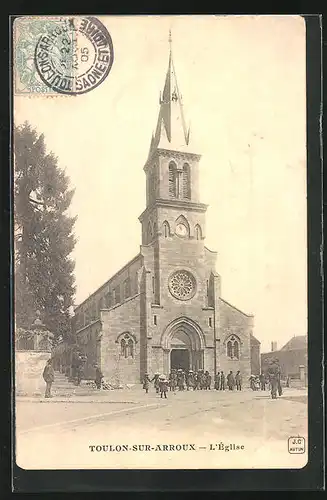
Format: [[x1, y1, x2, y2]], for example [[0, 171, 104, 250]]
[[15, 351, 51, 396], [100, 294, 141, 385], [217, 298, 253, 380], [76, 320, 102, 379]]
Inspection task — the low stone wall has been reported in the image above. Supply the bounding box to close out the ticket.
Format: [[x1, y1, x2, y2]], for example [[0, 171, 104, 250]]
[[15, 351, 51, 396]]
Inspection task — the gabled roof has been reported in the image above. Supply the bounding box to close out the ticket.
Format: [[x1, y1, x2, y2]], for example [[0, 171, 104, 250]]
[[250, 333, 261, 345], [280, 335, 307, 351]]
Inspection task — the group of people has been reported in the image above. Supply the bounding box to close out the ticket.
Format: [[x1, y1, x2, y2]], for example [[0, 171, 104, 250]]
[[142, 369, 244, 397], [214, 370, 242, 391], [71, 350, 87, 386]]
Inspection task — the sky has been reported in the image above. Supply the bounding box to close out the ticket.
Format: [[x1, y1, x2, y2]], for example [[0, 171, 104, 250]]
[[14, 15, 307, 352]]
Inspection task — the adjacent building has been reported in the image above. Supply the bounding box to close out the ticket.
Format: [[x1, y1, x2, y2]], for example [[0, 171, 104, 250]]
[[261, 336, 307, 380]]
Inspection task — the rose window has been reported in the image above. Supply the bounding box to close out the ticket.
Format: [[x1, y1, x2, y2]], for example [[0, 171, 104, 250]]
[[168, 270, 196, 300]]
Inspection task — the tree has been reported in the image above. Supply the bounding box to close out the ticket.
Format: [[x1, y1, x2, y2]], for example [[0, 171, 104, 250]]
[[14, 122, 76, 338]]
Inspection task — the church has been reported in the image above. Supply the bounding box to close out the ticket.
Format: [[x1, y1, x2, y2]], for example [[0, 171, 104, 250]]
[[73, 37, 261, 384]]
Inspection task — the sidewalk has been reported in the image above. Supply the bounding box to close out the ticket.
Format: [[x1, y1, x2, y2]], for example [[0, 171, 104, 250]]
[[16, 386, 307, 404]]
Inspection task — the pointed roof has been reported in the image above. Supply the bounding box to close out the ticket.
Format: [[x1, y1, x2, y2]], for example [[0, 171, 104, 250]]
[[280, 335, 307, 351], [148, 31, 193, 158]]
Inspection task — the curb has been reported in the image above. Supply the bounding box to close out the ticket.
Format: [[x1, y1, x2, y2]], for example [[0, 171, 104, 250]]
[[16, 397, 141, 404]]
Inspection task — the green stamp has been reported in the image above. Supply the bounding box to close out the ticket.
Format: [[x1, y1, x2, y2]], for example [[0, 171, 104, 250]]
[[14, 16, 114, 96]]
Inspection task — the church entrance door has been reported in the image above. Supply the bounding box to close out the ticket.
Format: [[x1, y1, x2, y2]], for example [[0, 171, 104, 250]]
[[162, 318, 205, 374], [170, 349, 189, 371]]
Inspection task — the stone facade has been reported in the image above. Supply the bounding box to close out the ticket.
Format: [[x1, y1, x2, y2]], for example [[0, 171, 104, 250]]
[[73, 43, 260, 384]]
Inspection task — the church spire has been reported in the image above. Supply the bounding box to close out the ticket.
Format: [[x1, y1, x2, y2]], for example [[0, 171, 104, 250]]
[[149, 30, 192, 156]]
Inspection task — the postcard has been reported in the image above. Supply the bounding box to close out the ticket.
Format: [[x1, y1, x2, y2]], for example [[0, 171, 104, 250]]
[[13, 15, 308, 470]]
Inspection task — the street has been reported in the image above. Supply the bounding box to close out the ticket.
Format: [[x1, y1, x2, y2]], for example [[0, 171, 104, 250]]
[[15, 387, 308, 470]]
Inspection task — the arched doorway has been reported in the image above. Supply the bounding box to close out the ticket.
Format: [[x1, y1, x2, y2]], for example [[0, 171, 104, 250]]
[[161, 317, 205, 373]]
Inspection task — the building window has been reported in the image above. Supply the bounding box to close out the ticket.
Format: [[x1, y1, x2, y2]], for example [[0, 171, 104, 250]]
[[182, 163, 191, 199], [162, 221, 170, 238], [134, 272, 139, 294], [123, 278, 131, 300], [121, 338, 127, 357], [195, 224, 202, 240], [154, 315, 157, 325], [119, 333, 135, 359], [128, 339, 134, 357], [148, 168, 156, 204], [114, 285, 121, 304], [226, 335, 240, 360], [104, 292, 111, 308], [169, 161, 177, 197], [147, 221, 153, 242], [209, 317, 212, 327], [152, 276, 155, 294]]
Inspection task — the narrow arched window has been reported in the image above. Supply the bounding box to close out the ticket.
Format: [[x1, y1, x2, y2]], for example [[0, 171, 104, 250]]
[[169, 162, 177, 197], [233, 341, 239, 360], [121, 338, 127, 357], [227, 340, 233, 358], [128, 339, 134, 358], [182, 163, 191, 199], [226, 335, 240, 360], [195, 224, 202, 240], [124, 278, 131, 299], [163, 221, 170, 238]]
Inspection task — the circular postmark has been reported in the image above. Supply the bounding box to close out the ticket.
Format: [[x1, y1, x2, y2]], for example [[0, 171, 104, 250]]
[[34, 16, 114, 95]]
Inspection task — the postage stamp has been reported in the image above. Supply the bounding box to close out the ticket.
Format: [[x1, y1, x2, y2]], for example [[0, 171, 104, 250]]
[[14, 16, 114, 95]]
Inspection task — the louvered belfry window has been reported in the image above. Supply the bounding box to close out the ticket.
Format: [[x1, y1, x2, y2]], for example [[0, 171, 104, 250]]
[[169, 162, 177, 197], [182, 163, 191, 199]]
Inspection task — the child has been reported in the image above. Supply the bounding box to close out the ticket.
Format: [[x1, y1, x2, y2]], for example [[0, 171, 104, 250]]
[[159, 376, 168, 399], [143, 373, 151, 394]]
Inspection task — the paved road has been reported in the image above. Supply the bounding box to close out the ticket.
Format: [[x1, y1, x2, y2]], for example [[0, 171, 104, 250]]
[[16, 388, 308, 470]]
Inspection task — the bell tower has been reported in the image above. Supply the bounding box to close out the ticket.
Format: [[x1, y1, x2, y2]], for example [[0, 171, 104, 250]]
[[140, 30, 207, 247]]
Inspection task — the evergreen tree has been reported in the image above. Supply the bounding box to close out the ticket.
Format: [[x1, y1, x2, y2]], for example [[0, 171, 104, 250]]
[[14, 122, 76, 338]]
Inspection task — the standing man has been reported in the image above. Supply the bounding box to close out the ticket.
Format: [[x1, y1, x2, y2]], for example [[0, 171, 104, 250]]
[[142, 373, 151, 394], [43, 358, 55, 398], [214, 371, 221, 390], [259, 372, 266, 391], [94, 363, 103, 390], [267, 358, 282, 399], [227, 370, 235, 391], [177, 369, 185, 391], [220, 370, 226, 390], [205, 371, 212, 390], [151, 372, 160, 394], [235, 370, 242, 391]]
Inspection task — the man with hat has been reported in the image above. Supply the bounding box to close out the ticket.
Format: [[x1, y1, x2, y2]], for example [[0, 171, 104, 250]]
[[186, 369, 195, 391], [43, 358, 55, 398], [94, 363, 103, 390], [235, 370, 242, 391], [177, 369, 185, 391], [267, 358, 282, 399], [214, 371, 221, 390], [205, 370, 212, 390], [219, 370, 226, 390]]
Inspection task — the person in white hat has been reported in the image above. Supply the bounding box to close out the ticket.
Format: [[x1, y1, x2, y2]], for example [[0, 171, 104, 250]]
[[151, 372, 160, 393], [159, 376, 169, 399]]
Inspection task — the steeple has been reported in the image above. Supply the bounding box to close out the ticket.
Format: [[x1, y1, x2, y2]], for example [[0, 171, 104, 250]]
[[149, 30, 192, 157]]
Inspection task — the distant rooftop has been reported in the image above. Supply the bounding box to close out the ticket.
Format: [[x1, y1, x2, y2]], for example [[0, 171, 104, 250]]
[[280, 335, 307, 351]]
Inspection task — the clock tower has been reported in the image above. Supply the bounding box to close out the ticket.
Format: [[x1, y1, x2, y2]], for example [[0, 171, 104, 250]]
[[139, 32, 210, 307]]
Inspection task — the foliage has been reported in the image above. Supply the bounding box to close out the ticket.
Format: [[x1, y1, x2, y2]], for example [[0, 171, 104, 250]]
[[14, 122, 77, 338]]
